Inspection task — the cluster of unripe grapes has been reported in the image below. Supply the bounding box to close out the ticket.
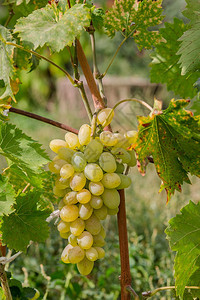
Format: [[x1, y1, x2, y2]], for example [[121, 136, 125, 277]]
[[48, 108, 136, 275]]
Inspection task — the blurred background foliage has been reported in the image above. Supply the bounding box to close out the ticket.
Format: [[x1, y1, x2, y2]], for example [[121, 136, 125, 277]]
[[0, 0, 199, 299]]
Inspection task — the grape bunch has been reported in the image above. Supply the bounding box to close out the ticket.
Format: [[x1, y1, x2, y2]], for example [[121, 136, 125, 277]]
[[48, 108, 136, 275]]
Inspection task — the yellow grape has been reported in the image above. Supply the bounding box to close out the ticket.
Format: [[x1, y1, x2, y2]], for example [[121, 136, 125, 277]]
[[77, 257, 94, 275], [94, 247, 105, 259], [116, 174, 131, 189], [78, 124, 91, 145], [58, 199, 65, 210], [90, 196, 103, 209], [124, 130, 138, 144], [59, 231, 70, 239], [57, 148, 75, 163], [60, 205, 79, 222], [93, 205, 108, 220], [55, 177, 70, 189], [48, 159, 66, 174], [97, 108, 114, 128], [85, 214, 101, 235], [60, 164, 74, 179], [70, 218, 85, 236], [71, 152, 87, 172], [101, 173, 121, 189], [77, 189, 91, 204], [65, 132, 80, 149], [93, 233, 105, 247], [84, 139, 103, 162], [102, 189, 120, 209], [99, 131, 118, 147], [113, 133, 129, 149], [61, 244, 73, 263], [99, 226, 106, 239], [85, 247, 98, 261], [68, 233, 78, 246], [53, 186, 68, 197], [70, 173, 86, 191], [99, 152, 117, 173], [63, 191, 78, 205], [79, 203, 93, 220], [68, 246, 85, 264], [49, 139, 68, 153], [77, 231, 93, 249], [107, 207, 119, 215], [89, 181, 104, 196], [57, 220, 70, 233], [84, 163, 103, 182]]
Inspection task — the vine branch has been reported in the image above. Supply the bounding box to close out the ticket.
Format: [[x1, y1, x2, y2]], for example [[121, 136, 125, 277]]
[[9, 107, 78, 134], [0, 264, 12, 300], [142, 286, 200, 298]]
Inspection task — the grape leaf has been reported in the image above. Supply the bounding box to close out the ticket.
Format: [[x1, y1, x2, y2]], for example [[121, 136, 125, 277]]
[[0, 121, 49, 187], [104, 0, 164, 50], [165, 201, 200, 298], [0, 25, 17, 101], [0, 175, 15, 216], [150, 18, 200, 98], [3, 0, 48, 17], [1, 191, 50, 252], [132, 99, 200, 201], [14, 3, 91, 52], [177, 0, 200, 75], [0, 288, 6, 300]]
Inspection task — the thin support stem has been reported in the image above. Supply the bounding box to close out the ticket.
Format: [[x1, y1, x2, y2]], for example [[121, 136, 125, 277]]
[[142, 286, 200, 298], [113, 98, 153, 113], [6, 42, 74, 85], [9, 107, 78, 134], [90, 32, 107, 104], [0, 264, 12, 300], [4, 7, 14, 27], [76, 39, 105, 111]]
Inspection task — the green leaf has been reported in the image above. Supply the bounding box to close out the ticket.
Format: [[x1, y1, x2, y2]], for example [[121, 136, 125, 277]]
[[132, 99, 200, 201], [0, 25, 16, 101], [3, 0, 48, 17], [104, 0, 164, 50], [91, 8, 105, 30], [177, 0, 200, 75], [0, 288, 6, 300], [1, 191, 50, 252], [150, 18, 200, 98], [0, 121, 49, 187], [165, 201, 200, 298], [0, 174, 15, 216], [14, 3, 91, 52]]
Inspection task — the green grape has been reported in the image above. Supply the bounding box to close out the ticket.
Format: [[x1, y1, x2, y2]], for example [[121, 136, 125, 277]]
[[60, 163, 75, 179], [107, 207, 119, 215], [57, 220, 70, 233], [70, 218, 85, 236], [97, 108, 114, 128], [127, 150, 137, 167], [90, 195, 103, 209], [102, 189, 120, 209], [78, 124, 91, 145], [84, 163, 103, 182], [68, 246, 85, 264], [86, 247, 98, 261], [60, 231, 70, 239], [84, 139, 103, 162], [58, 198, 65, 210], [55, 177, 70, 189], [93, 205, 108, 220], [49, 139, 68, 153], [63, 191, 78, 205], [99, 226, 106, 239], [124, 130, 137, 144], [93, 233, 105, 247], [65, 132, 80, 149], [99, 131, 118, 147], [48, 159, 66, 174], [79, 203, 93, 220], [57, 148, 75, 163], [60, 205, 79, 222], [116, 174, 131, 189], [70, 173, 86, 191], [53, 186, 68, 197], [85, 214, 101, 235], [111, 147, 131, 164], [77, 257, 94, 275], [99, 152, 117, 173], [71, 152, 87, 172], [113, 133, 129, 149], [61, 244, 73, 263], [101, 173, 121, 189], [77, 231, 93, 249], [115, 162, 125, 174], [77, 189, 91, 204], [89, 181, 104, 196], [94, 247, 105, 259], [68, 233, 78, 246]]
